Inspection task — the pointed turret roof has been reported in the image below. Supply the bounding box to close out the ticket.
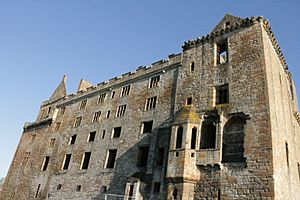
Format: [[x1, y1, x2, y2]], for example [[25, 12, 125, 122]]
[[49, 75, 67, 101], [174, 105, 201, 125], [77, 79, 93, 92], [211, 13, 242, 33]]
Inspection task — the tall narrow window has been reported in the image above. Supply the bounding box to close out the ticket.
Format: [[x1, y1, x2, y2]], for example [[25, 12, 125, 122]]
[[34, 184, 41, 198], [286, 142, 289, 167], [74, 116, 82, 128], [176, 126, 183, 149], [111, 91, 115, 99], [156, 148, 164, 166], [97, 93, 106, 104], [102, 130, 106, 139], [216, 84, 229, 104], [79, 99, 87, 110], [105, 149, 117, 168], [145, 96, 157, 110], [191, 127, 197, 149], [137, 146, 149, 167], [49, 138, 56, 146], [149, 76, 160, 88], [92, 111, 101, 123], [190, 62, 195, 72], [142, 121, 153, 134], [200, 121, 216, 149], [121, 85, 131, 97], [58, 107, 66, 116], [88, 131, 96, 142], [112, 127, 122, 138], [186, 97, 193, 105], [62, 154, 72, 170], [81, 152, 91, 170], [216, 40, 228, 65], [153, 182, 161, 194], [116, 105, 126, 117], [31, 134, 36, 143], [128, 184, 134, 198], [69, 134, 77, 145], [41, 156, 50, 171], [76, 185, 81, 192], [297, 163, 300, 181], [54, 122, 61, 131]]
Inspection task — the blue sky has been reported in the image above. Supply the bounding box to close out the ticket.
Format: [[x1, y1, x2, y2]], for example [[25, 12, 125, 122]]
[[0, 1, 299, 178]]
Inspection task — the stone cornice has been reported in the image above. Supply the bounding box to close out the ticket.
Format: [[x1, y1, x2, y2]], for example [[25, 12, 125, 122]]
[[23, 118, 53, 132]]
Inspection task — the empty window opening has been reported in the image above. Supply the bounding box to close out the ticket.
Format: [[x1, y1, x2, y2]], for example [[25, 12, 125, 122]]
[[142, 121, 153, 134], [225, 21, 230, 27], [81, 152, 91, 170], [88, 131, 96, 142], [57, 184, 62, 191], [137, 146, 149, 167], [290, 83, 294, 100], [200, 121, 216, 149], [190, 62, 195, 72], [62, 154, 71, 170], [116, 105, 126, 117], [191, 152, 195, 157], [128, 184, 134, 198], [101, 186, 107, 193], [74, 116, 82, 128], [176, 126, 183, 149], [98, 93, 106, 104], [102, 130, 106, 139], [54, 122, 61, 131], [121, 85, 131, 97], [218, 189, 221, 200], [79, 99, 87, 110], [111, 91, 115, 99], [175, 152, 179, 157], [69, 134, 77, 145], [76, 185, 81, 192], [22, 152, 30, 166], [186, 97, 193, 105], [112, 127, 122, 138], [58, 107, 66, 116], [31, 134, 36, 143], [41, 156, 50, 171], [106, 110, 111, 118], [149, 75, 160, 88], [286, 142, 289, 167], [172, 188, 178, 200], [156, 148, 164, 166], [191, 127, 197, 149], [222, 117, 246, 163], [93, 111, 101, 123], [216, 84, 229, 104], [153, 182, 161, 194], [49, 138, 56, 147], [298, 163, 300, 181], [34, 184, 41, 198], [216, 40, 228, 64], [145, 96, 157, 110], [105, 149, 117, 168]]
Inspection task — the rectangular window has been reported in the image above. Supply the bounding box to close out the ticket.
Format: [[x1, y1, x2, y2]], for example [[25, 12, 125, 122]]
[[112, 127, 122, 138], [97, 93, 106, 104], [58, 107, 66, 116], [176, 126, 183, 149], [286, 142, 289, 167], [156, 148, 164, 166], [92, 111, 101, 123], [116, 105, 126, 117], [186, 97, 193, 105], [105, 149, 117, 168], [76, 185, 81, 192], [31, 134, 36, 143], [153, 182, 161, 194], [57, 184, 62, 191], [54, 122, 61, 131], [111, 91, 115, 99], [69, 134, 77, 145], [145, 96, 157, 110], [49, 138, 56, 146], [101, 186, 108, 193], [149, 76, 160, 88], [121, 85, 131, 97], [62, 154, 72, 170], [22, 152, 30, 166], [41, 156, 50, 171], [34, 184, 41, 198], [142, 121, 153, 134], [216, 40, 228, 65], [106, 110, 111, 118], [88, 131, 96, 142], [137, 146, 149, 167], [81, 152, 91, 170], [74, 116, 82, 128], [79, 99, 87, 110], [298, 163, 300, 181], [216, 84, 229, 104], [190, 62, 195, 72], [102, 130, 106, 139]]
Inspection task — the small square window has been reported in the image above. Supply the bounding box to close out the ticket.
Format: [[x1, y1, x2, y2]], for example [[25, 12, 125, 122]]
[[186, 97, 192, 105], [142, 121, 153, 134], [57, 184, 62, 191], [76, 185, 81, 192]]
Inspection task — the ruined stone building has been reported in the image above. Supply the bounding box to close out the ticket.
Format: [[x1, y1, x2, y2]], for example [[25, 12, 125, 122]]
[[1, 14, 300, 200]]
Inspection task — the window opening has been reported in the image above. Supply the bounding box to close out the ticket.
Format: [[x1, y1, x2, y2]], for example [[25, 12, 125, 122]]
[[62, 154, 71, 170], [111, 91, 115, 99], [76, 185, 81, 192], [98, 93, 106, 104], [57, 184, 62, 191], [186, 97, 193, 105], [137, 146, 149, 167], [93, 111, 101, 123], [145, 96, 157, 110], [112, 127, 121, 138], [79, 99, 87, 110], [190, 62, 195, 72], [216, 40, 228, 64], [49, 138, 56, 146], [81, 152, 91, 170], [31, 134, 36, 143], [69, 134, 77, 145], [142, 121, 153, 134], [191, 127, 197, 149], [128, 184, 134, 198], [153, 182, 161, 194], [74, 116, 82, 128], [176, 126, 183, 149], [156, 148, 164, 166], [34, 184, 41, 198], [101, 186, 107, 193], [106, 149, 117, 168], [102, 130, 106, 139], [88, 131, 96, 142], [200, 121, 216, 149], [54, 122, 61, 131], [121, 85, 131, 97], [41, 156, 50, 171], [106, 110, 111, 118], [149, 76, 160, 88], [116, 105, 126, 117], [216, 84, 229, 104], [286, 142, 289, 167]]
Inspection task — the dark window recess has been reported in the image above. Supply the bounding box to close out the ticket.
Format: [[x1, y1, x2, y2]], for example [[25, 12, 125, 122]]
[[142, 121, 153, 134], [50, 138, 56, 146], [225, 21, 230, 27], [62, 154, 71, 170], [222, 117, 246, 163], [81, 152, 91, 170], [116, 105, 126, 117], [191, 127, 197, 149], [298, 163, 300, 181], [74, 117, 82, 128], [216, 40, 228, 64], [128, 184, 134, 197], [31, 134, 36, 143], [106, 110, 111, 118], [58, 107, 66, 116], [57, 184, 62, 191], [153, 182, 161, 194], [113, 127, 122, 138], [173, 188, 178, 200], [186, 97, 193, 105], [156, 148, 164, 166], [149, 76, 160, 88], [54, 122, 61, 131], [290, 82, 294, 100], [101, 186, 107, 193], [286, 142, 289, 167], [88, 131, 96, 142], [176, 126, 183, 149], [145, 96, 157, 110], [111, 91, 115, 99], [218, 189, 221, 200], [106, 149, 117, 168], [69, 134, 77, 145], [137, 146, 149, 167], [93, 111, 101, 123], [190, 62, 195, 72], [98, 93, 106, 104], [41, 156, 50, 171], [102, 130, 106, 139], [79, 99, 87, 110], [35, 184, 41, 198], [76, 185, 81, 192], [200, 121, 216, 149], [216, 84, 229, 104], [121, 85, 131, 97]]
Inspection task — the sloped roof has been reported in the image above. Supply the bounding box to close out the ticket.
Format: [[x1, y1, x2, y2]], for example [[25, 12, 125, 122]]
[[174, 105, 201, 125], [49, 75, 67, 101]]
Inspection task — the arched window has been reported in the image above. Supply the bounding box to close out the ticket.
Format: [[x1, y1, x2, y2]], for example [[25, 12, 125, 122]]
[[200, 121, 216, 149], [222, 117, 246, 163], [191, 127, 197, 149], [176, 126, 183, 149]]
